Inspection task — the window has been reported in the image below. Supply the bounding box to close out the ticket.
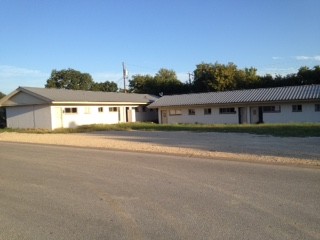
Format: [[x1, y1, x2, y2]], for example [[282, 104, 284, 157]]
[[84, 107, 91, 114], [64, 107, 77, 114], [142, 107, 147, 112], [315, 104, 320, 112], [292, 105, 302, 112], [169, 109, 182, 115], [219, 107, 236, 114], [109, 107, 118, 112], [98, 107, 103, 113], [262, 105, 281, 113], [188, 109, 195, 115], [135, 107, 140, 112], [204, 108, 212, 115]]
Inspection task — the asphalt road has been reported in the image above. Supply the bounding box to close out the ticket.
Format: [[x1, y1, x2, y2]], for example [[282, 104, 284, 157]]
[[0, 142, 319, 240]]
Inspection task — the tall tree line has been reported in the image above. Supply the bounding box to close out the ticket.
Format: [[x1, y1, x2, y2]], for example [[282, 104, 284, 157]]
[[43, 65, 320, 95], [130, 63, 320, 95]]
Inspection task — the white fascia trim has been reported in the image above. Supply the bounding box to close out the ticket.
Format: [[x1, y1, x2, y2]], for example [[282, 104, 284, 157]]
[[51, 101, 148, 105]]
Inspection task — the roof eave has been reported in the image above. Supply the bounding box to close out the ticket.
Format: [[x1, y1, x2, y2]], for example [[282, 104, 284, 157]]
[[148, 98, 320, 108], [0, 89, 19, 107], [18, 87, 53, 102], [51, 101, 151, 105]]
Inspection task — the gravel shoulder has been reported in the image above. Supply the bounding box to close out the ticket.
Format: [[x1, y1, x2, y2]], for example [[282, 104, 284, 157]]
[[1, 131, 319, 167]]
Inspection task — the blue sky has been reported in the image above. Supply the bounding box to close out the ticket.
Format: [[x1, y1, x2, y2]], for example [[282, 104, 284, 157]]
[[1, 0, 319, 94]]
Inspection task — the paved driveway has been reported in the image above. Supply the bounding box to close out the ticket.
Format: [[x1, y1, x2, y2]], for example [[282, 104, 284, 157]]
[[1, 131, 320, 166], [88, 131, 320, 160], [1, 142, 320, 240]]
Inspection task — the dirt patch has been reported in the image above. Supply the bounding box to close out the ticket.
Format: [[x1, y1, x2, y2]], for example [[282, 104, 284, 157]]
[[1, 131, 319, 167]]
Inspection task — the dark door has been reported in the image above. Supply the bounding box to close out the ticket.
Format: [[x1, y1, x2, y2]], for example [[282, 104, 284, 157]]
[[238, 107, 247, 124], [258, 107, 263, 123]]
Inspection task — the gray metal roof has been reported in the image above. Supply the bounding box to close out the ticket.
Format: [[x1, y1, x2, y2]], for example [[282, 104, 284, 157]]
[[19, 87, 158, 103], [148, 85, 320, 108]]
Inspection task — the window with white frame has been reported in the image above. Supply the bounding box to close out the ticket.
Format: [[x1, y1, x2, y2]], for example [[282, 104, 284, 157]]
[[64, 107, 77, 114], [315, 104, 320, 112], [109, 107, 118, 112], [169, 109, 182, 115], [98, 107, 103, 113], [262, 105, 281, 113], [219, 107, 236, 114], [292, 105, 302, 112], [84, 107, 91, 114], [204, 108, 212, 115]]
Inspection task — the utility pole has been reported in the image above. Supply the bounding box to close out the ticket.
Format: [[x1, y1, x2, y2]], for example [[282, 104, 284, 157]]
[[122, 62, 128, 93], [188, 72, 194, 84]]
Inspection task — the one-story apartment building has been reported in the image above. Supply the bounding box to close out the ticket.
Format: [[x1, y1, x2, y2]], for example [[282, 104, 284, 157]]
[[148, 84, 320, 124], [0, 87, 158, 129]]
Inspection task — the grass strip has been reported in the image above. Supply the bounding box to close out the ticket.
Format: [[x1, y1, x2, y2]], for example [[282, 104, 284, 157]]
[[1, 122, 320, 137]]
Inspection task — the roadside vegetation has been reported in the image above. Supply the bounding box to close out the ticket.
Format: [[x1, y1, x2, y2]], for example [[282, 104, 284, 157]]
[[1, 122, 320, 137]]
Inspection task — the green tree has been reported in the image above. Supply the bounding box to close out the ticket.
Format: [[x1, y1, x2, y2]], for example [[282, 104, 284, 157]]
[[129, 69, 187, 95], [297, 66, 320, 85], [45, 68, 94, 90], [235, 67, 260, 89], [192, 62, 238, 92], [0, 92, 5, 127], [129, 74, 155, 93], [91, 81, 118, 92], [257, 74, 275, 88], [154, 68, 185, 95], [192, 63, 215, 92], [0, 91, 5, 99]]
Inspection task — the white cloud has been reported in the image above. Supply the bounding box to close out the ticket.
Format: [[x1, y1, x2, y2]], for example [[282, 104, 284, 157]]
[[295, 55, 320, 61], [0, 65, 49, 94], [0, 65, 47, 78], [272, 56, 282, 60], [295, 56, 310, 60]]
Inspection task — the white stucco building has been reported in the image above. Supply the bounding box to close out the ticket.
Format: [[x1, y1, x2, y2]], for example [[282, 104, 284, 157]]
[[0, 87, 158, 129], [148, 85, 320, 124]]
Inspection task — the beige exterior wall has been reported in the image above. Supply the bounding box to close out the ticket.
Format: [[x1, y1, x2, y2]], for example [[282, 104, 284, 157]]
[[135, 106, 158, 122], [262, 102, 320, 123], [50, 105, 156, 129], [159, 106, 238, 125], [3, 92, 47, 106], [6, 104, 157, 130], [6, 105, 52, 129], [157, 102, 320, 125], [51, 105, 124, 129]]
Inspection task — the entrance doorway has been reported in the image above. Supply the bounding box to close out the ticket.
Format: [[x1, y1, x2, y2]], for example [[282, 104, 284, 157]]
[[250, 107, 263, 124], [238, 107, 247, 124], [161, 110, 168, 124], [54, 107, 63, 128], [125, 107, 129, 122]]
